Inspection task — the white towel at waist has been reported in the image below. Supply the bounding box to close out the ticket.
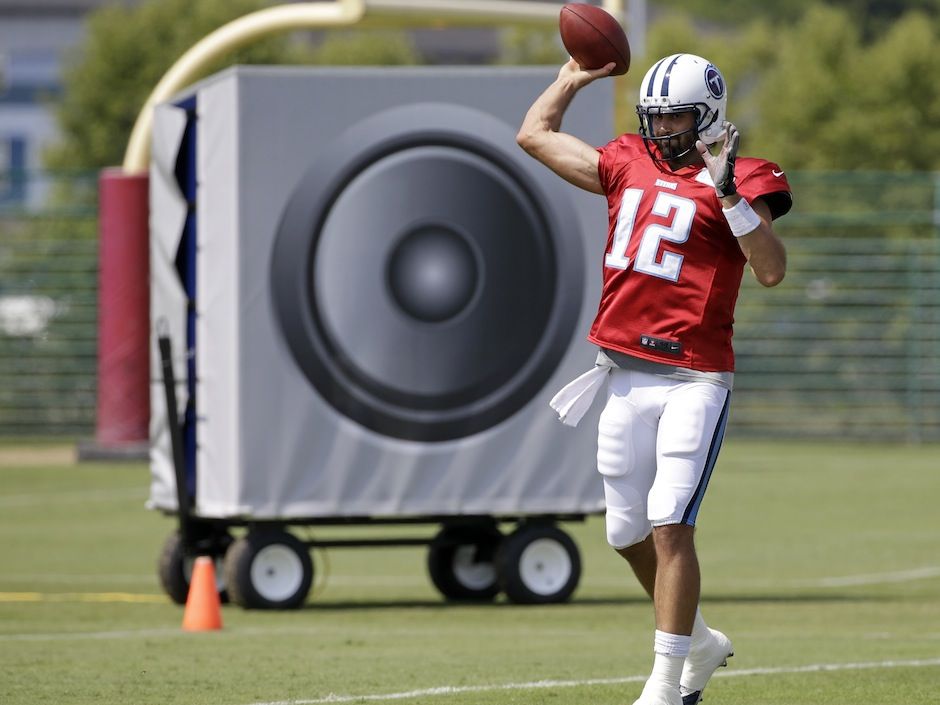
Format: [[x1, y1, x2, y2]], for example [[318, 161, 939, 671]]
[[549, 364, 611, 427]]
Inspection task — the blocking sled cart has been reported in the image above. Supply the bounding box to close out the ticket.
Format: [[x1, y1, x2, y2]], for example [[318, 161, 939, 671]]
[[147, 66, 613, 609], [156, 332, 597, 608]]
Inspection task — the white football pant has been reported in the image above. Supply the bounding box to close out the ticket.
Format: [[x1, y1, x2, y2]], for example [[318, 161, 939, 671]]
[[597, 368, 731, 549]]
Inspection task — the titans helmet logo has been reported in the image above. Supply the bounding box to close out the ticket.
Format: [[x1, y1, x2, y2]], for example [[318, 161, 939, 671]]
[[704, 65, 725, 99]]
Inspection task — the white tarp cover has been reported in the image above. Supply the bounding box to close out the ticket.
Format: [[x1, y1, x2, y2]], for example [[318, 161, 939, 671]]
[[148, 102, 189, 511], [149, 67, 611, 520]]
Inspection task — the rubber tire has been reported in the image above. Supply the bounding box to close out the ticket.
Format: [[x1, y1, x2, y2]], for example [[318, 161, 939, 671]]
[[496, 523, 581, 604], [157, 530, 230, 605], [224, 529, 313, 610], [427, 524, 503, 602]]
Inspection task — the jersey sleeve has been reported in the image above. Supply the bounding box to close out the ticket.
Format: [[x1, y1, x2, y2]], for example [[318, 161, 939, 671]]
[[596, 139, 618, 194], [736, 159, 793, 220], [596, 134, 644, 196]]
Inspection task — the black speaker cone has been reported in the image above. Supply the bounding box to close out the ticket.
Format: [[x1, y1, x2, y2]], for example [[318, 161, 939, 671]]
[[272, 105, 583, 442], [386, 224, 479, 324]]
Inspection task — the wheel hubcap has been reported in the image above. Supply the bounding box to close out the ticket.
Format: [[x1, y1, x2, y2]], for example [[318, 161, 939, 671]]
[[518, 538, 571, 595], [452, 545, 496, 590], [251, 545, 304, 602]]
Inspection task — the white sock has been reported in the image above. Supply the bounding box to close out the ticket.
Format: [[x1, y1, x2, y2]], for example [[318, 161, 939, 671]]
[[647, 630, 690, 689], [690, 609, 710, 651], [655, 629, 692, 657]]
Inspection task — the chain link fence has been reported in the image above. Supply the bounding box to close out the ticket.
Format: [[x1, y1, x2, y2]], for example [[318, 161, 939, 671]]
[[1, 170, 938, 441], [734, 172, 940, 442], [0, 171, 98, 438]]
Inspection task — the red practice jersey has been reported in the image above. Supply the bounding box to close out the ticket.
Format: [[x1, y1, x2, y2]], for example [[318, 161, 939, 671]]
[[589, 133, 792, 372]]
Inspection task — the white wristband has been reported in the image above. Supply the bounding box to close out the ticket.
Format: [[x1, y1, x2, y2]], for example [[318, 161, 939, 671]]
[[722, 198, 762, 238]]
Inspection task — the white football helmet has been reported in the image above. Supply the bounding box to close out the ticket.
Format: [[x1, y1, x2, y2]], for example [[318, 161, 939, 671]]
[[636, 54, 728, 161]]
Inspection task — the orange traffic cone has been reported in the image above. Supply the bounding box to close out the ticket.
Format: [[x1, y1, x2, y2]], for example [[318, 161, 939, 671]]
[[182, 556, 223, 631]]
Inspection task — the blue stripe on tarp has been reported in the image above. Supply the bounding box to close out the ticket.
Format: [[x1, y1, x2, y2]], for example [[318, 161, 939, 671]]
[[174, 95, 198, 502], [681, 389, 731, 525]]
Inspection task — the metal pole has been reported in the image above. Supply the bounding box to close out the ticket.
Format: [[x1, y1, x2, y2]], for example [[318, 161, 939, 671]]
[[626, 0, 646, 61], [158, 333, 193, 547]]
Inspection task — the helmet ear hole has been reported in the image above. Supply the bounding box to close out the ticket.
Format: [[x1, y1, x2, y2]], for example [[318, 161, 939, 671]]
[[698, 107, 714, 133], [697, 107, 723, 144]]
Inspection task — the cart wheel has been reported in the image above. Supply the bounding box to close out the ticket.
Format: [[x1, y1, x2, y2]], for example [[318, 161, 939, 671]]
[[496, 523, 581, 604], [157, 530, 230, 605], [224, 529, 313, 609], [427, 524, 503, 601]]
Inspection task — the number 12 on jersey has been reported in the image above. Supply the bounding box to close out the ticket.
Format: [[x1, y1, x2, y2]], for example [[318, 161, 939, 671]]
[[604, 188, 696, 282]]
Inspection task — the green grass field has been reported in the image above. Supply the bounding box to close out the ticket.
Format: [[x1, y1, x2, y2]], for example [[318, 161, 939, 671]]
[[1, 440, 938, 705]]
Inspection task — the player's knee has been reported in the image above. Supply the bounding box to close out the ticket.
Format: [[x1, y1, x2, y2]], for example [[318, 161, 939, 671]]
[[647, 485, 683, 526], [606, 512, 652, 549]]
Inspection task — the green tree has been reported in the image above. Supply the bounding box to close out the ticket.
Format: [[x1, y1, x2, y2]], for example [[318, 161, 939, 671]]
[[654, 0, 816, 25], [46, 0, 420, 171], [47, 0, 940, 173], [754, 7, 940, 170], [654, 0, 940, 35], [47, 0, 311, 170], [311, 30, 422, 66], [495, 27, 567, 66], [614, 6, 940, 171]]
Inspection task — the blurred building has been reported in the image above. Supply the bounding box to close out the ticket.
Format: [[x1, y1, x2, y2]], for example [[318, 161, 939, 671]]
[[0, 0, 96, 204]]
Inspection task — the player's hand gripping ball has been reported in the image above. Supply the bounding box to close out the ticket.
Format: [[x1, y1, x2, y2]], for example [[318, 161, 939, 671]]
[[559, 3, 631, 75]]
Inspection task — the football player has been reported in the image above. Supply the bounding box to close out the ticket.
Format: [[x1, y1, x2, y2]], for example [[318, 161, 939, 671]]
[[517, 54, 792, 705]]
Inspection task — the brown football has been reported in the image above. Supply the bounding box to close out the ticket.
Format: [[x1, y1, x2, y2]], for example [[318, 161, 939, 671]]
[[559, 3, 630, 76]]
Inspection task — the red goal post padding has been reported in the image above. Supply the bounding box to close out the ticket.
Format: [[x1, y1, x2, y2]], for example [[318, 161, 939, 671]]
[[95, 168, 150, 446]]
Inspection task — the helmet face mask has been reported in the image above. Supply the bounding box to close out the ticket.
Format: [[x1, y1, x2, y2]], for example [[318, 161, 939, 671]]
[[636, 54, 727, 165], [636, 105, 704, 163]]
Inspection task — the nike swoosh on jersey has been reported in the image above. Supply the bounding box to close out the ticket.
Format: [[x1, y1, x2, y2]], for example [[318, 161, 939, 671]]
[[772, 170, 785, 177]]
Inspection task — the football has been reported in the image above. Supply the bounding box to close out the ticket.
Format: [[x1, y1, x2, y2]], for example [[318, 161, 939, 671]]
[[559, 3, 630, 76]]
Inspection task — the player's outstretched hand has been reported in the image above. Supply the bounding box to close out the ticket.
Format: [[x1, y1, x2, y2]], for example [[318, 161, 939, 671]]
[[696, 121, 739, 198], [558, 58, 616, 89]]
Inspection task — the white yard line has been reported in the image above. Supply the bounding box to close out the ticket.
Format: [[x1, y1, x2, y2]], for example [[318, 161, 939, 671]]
[[2, 625, 938, 703], [588, 566, 940, 591], [0, 624, 600, 641], [0, 486, 145, 507], [3, 561, 939, 605], [2, 573, 156, 585], [241, 657, 940, 705], [0, 628, 183, 642], [3, 567, 936, 590], [792, 566, 940, 587], [321, 566, 940, 590]]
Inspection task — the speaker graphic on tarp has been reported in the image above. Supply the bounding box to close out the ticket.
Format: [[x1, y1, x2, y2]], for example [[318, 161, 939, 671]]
[[149, 66, 613, 607]]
